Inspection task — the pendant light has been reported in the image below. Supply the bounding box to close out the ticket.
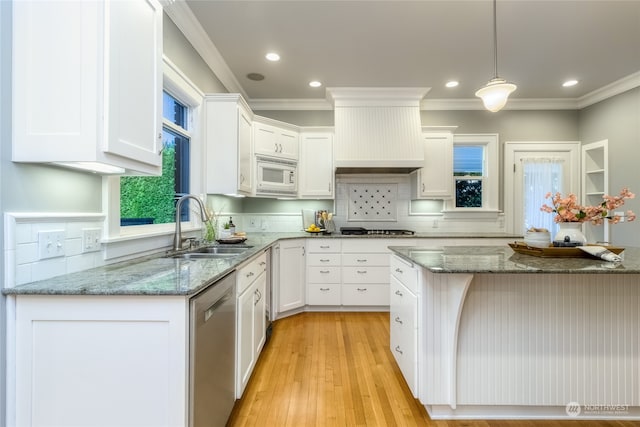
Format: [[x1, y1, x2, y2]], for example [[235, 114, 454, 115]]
[[475, 0, 516, 112]]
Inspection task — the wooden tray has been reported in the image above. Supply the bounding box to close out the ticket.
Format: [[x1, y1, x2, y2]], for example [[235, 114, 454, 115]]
[[509, 242, 625, 258]]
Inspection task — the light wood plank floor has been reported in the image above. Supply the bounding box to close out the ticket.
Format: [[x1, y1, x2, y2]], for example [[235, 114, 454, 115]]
[[228, 312, 638, 427]]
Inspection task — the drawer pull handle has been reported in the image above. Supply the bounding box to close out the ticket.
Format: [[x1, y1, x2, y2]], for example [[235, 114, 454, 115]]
[[320, 259, 330, 262], [395, 290, 403, 297], [394, 316, 403, 324], [395, 346, 403, 355], [357, 288, 367, 292], [357, 259, 367, 262], [246, 271, 254, 278], [357, 270, 367, 274], [320, 270, 330, 274], [320, 287, 330, 292], [395, 268, 403, 273], [320, 245, 330, 249], [259, 261, 266, 266]]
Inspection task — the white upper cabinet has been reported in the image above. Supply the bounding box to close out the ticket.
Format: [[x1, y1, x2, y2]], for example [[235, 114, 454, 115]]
[[204, 94, 254, 196], [253, 117, 299, 161], [299, 130, 334, 199], [410, 127, 456, 200], [12, 0, 163, 175]]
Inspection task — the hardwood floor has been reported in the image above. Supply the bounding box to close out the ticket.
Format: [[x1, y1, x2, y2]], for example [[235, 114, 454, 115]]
[[228, 312, 638, 427]]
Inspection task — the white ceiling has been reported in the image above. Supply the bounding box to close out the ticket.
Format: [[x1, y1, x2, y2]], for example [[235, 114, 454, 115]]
[[173, 0, 640, 110]]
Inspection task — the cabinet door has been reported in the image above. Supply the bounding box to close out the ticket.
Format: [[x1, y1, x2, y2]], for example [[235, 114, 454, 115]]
[[105, 0, 163, 169], [414, 132, 453, 199], [277, 239, 306, 313], [299, 132, 334, 198], [254, 122, 298, 161], [237, 282, 256, 397], [253, 273, 267, 355], [277, 128, 299, 160], [238, 106, 254, 194]]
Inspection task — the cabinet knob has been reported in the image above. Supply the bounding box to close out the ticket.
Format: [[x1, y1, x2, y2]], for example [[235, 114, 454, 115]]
[[394, 316, 403, 324]]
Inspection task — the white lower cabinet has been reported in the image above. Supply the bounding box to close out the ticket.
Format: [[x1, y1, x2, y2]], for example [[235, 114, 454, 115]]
[[274, 239, 306, 315], [13, 295, 188, 427], [306, 239, 341, 305], [390, 255, 420, 397], [236, 252, 268, 398], [341, 240, 390, 306]]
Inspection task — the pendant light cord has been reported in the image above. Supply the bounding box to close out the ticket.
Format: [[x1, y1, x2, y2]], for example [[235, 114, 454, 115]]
[[493, 0, 499, 79]]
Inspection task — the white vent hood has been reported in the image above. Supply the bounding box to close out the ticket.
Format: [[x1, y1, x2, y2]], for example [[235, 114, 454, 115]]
[[327, 87, 429, 173]]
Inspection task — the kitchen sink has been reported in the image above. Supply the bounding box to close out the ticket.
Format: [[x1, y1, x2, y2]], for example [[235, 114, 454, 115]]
[[169, 246, 253, 259]]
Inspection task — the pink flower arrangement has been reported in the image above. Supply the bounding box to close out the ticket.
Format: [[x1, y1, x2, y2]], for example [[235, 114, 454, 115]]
[[540, 188, 636, 224]]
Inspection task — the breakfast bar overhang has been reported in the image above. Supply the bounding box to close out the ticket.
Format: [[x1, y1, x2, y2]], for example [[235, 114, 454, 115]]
[[389, 245, 640, 421]]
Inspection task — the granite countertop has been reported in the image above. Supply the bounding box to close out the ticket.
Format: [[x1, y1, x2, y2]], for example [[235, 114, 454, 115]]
[[389, 245, 640, 274], [2, 232, 521, 297]]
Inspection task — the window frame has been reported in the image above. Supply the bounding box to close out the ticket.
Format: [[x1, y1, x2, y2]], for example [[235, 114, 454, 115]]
[[444, 134, 499, 215], [103, 56, 205, 243]]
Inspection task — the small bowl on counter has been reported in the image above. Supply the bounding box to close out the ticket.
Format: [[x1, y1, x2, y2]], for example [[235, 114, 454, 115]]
[[524, 229, 551, 248]]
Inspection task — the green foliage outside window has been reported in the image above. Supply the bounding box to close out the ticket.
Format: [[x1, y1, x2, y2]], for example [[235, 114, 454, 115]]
[[455, 179, 482, 208], [120, 146, 177, 225]]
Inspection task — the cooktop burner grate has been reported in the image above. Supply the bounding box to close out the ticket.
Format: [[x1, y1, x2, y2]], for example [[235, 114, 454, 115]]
[[340, 227, 415, 236]]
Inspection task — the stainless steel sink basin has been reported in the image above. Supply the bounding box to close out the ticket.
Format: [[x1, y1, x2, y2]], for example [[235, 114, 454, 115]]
[[169, 246, 253, 259]]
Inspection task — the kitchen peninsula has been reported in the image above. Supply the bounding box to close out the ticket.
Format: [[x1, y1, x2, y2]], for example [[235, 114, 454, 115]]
[[389, 245, 640, 421]]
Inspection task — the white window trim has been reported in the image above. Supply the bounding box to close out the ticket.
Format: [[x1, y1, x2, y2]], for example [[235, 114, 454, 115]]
[[102, 56, 205, 248], [443, 134, 500, 216]]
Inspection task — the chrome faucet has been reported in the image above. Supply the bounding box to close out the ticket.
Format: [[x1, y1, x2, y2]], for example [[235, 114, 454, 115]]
[[174, 194, 209, 251]]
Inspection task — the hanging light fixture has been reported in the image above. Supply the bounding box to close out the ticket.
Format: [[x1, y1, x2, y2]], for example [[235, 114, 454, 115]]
[[475, 0, 516, 112]]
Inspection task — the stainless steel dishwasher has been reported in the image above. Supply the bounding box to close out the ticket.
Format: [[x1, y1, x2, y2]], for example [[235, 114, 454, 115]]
[[189, 271, 236, 427]]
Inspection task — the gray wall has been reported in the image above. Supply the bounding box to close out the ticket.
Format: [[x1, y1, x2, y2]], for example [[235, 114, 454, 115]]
[[0, 1, 7, 424], [579, 87, 640, 246]]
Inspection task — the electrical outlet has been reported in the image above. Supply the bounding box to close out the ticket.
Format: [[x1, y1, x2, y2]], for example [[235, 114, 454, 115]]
[[38, 230, 66, 259], [261, 219, 268, 230], [249, 217, 257, 228], [82, 228, 102, 253]]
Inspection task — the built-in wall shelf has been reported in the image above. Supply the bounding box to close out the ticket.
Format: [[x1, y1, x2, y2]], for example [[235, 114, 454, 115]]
[[581, 140, 609, 243]]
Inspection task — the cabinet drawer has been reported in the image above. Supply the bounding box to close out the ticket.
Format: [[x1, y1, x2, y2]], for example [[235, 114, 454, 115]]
[[307, 284, 341, 306], [390, 255, 418, 293], [307, 253, 341, 266], [306, 239, 341, 253], [237, 252, 267, 293], [342, 284, 389, 306], [342, 266, 389, 284], [308, 266, 341, 283], [342, 253, 389, 266]]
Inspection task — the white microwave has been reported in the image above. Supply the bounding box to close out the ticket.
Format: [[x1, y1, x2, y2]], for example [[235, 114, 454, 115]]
[[256, 156, 297, 196]]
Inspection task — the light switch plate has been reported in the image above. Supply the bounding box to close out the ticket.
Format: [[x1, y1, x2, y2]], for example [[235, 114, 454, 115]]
[[38, 230, 66, 259], [82, 228, 102, 253]]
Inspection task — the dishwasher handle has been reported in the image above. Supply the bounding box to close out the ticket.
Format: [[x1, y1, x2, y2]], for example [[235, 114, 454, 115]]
[[204, 290, 232, 322]]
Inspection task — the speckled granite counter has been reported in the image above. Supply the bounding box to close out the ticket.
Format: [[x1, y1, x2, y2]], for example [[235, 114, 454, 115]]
[[2, 232, 520, 296], [389, 245, 640, 273]]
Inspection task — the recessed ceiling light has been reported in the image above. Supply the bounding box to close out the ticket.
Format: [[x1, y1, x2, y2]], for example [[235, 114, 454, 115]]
[[563, 79, 578, 87], [265, 52, 280, 62], [309, 81, 322, 88], [446, 81, 459, 88]]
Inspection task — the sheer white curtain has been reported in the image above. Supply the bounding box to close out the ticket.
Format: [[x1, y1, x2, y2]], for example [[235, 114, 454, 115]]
[[523, 158, 564, 236]]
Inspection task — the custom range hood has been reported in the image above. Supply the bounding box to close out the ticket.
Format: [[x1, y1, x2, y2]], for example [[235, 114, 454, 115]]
[[327, 87, 429, 174]]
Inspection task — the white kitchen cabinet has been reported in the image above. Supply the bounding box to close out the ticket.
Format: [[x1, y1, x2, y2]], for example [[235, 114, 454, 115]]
[[13, 295, 188, 427], [274, 239, 306, 316], [341, 240, 391, 306], [306, 239, 341, 305], [12, 0, 163, 175], [204, 94, 254, 195], [299, 130, 334, 199], [253, 117, 299, 161], [236, 252, 268, 397], [410, 128, 456, 199], [582, 140, 609, 243], [390, 255, 419, 397]]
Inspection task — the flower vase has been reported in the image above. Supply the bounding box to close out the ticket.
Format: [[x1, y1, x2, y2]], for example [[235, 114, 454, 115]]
[[553, 222, 587, 245]]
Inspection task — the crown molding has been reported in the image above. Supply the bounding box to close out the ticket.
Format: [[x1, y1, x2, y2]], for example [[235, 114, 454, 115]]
[[421, 98, 580, 110], [162, 0, 247, 99], [249, 98, 334, 111], [577, 70, 640, 109]]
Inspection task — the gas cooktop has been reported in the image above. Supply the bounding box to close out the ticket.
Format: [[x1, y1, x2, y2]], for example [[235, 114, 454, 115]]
[[340, 227, 415, 236]]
